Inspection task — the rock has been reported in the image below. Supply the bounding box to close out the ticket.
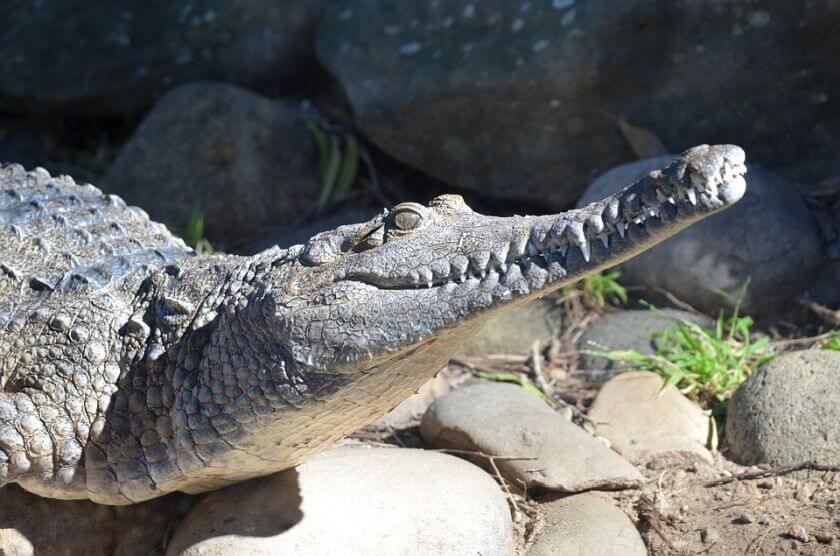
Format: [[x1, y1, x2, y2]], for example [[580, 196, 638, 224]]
[[0, 1, 325, 116], [588, 371, 714, 465], [0, 484, 195, 555], [701, 527, 721, 544], [726, 350, 840, 467], [234, 205, 380, 254], [576, 308, 712, 383], [787, 525, 810, 543], [373, 367, 469, 430], [457, 297, 561, 357], [102, 83, 317, 242], [527, 493, 646, 556], [579, 156, 822, 317], [815, 531, 835, 545], [166, 446, 514, 555], [317, 1, 840, 210], [420, 383, 643, 491]]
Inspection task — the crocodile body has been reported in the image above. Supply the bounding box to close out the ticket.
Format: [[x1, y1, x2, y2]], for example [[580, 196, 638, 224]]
[[0, 145, 747, 504]]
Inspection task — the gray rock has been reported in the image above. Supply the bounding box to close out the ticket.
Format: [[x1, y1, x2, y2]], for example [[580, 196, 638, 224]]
[[0, 1, 324, 115], [373, 368, 469, 430], [457, 297, 561, 357], [579, 157, 821, 317], [576, 308, 711, 383], [102, 82, 317, 242], [527, 493, 646, 556], [317, 1, 840, 209], [589, 371, 714, 465], [420, 383, 643, 492], [166, 446, 514, 556], [726, 350, 840, 466], [235, 205, 381, 254], [0, 485, 195, 555]]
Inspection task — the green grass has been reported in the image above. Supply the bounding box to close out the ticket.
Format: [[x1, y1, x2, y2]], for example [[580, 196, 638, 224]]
[[594, 284, 773, 408], [171, 202, 214, 254], [473, 370, 545, 399], [563, 269, 628, 307], [821, 331, 840, 351], [305, 112, 361, 211]]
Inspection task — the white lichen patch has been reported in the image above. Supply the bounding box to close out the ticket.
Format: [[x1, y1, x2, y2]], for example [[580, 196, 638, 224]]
[[400, 42, 423, 55], [532, 39, 550, 53]]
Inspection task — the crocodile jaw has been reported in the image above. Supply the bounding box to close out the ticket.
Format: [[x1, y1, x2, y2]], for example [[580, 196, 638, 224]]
[[275, 144, 746, 374]]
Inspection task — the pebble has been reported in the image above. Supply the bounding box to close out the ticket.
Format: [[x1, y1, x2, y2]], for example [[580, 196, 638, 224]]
[[700, 528, 720, 544], [794, 484, 813, 501], [788, 525, 809, 543], [815, 531, 834, 544], [737, 512, 756, 524]]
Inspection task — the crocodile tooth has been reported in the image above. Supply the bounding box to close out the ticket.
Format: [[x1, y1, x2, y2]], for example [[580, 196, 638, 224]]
[[558, 245, 568, 257], [604, 199, 620, 222], [579, 241, 591, 262], [529, 223, 549, 250], [510, 234, 529, 258], [597, 233, 609, 248], [549, 218, 568, 243], [586, 213, 604, 234], [686, 188, 697, 205], [427, 281, 433, 288], [567, 220, 586, 246], [649, 206, 659, 218], [500, 262, 507, 273], [459, 274, 466, 283], [527, 243, 538, 257], [470, 251, 491, 273], [656, 189, 669, 204], [615, 218, 626, 238]]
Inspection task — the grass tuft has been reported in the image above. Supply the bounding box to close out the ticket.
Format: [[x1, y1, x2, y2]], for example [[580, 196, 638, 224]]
[[473, 370, 545, 399], [594, 282, 773, 408], [563, 269, 628, 308]]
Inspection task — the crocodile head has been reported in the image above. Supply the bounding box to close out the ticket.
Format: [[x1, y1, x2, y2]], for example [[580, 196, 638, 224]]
[[268, 144, 746, 382]]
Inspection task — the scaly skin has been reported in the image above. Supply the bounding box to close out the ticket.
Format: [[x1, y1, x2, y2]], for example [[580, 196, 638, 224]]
[[0, 145, 747, 504]]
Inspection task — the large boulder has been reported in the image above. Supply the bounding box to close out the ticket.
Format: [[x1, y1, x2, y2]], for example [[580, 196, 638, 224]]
[[317, 1, 840, 209], [726, 350, 840, 467], [0, 485, 195, 555], [102, 82, 318, 243], [0, 1, 325, 116], [578, 156, 822, 317], [166, 446, 515, 555]]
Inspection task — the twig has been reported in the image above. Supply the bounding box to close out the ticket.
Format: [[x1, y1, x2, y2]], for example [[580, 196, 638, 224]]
[[435, 448, 536, 521], [798, 296, 840, 326], [529, 340, 549, 393], [636, 495, 677, 551], [704, 462, 840, 487], [770, 331, 833, 351]]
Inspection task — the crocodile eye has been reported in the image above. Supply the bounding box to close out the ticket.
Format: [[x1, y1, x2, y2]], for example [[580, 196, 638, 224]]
[[393, 207, 424, 231]]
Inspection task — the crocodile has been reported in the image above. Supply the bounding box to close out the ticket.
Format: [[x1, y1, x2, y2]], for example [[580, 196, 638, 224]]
[[0, 144, 746, 504]]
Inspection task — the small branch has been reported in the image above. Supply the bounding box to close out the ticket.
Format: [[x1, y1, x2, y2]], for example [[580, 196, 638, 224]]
[[435, 448, 536, 521], [770, 331, 833, 351], [704, 461, 840, 487], [797, 296, 840, 327], [529, 340, 549, 393]]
